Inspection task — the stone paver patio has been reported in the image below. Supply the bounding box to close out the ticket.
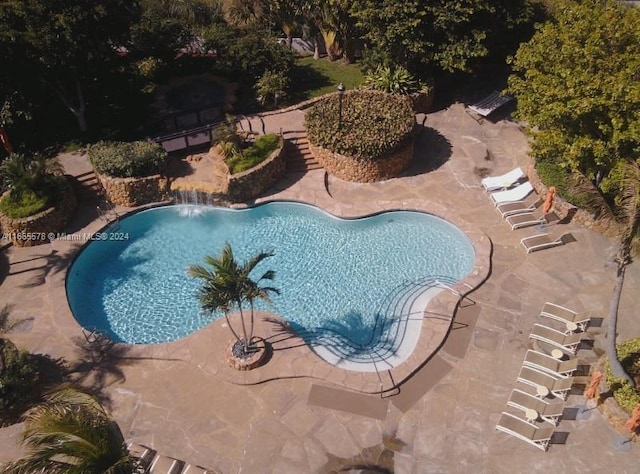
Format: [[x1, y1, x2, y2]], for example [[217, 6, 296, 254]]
[[1, 104, 639, 473]]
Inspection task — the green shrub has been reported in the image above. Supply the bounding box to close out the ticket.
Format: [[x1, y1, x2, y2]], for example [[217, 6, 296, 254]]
[[363, 65, 431, 96], [0, 339, 40, 418], [304, 90, 414, 161], [0, 189, 49, 218], [225, 134, 280, 174], [535, 160, 590, 208], [605, 337, 640, 413], [88, 141, 167, 178], [0, 174, 65, 218]]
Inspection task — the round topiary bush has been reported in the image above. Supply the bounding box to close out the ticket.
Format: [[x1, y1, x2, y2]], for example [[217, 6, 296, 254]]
[[305, 90, 414, 161]]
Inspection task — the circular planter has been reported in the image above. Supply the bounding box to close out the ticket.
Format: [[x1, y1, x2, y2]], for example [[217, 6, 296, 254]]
[[225, 337, 269, 371], [0, 178, 76, 247], [309, 140, 414, 183]]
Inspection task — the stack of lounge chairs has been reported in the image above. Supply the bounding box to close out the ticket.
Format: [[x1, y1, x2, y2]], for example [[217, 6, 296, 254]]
[[495, 302, 591, 451], [482, 167, 575, 252]]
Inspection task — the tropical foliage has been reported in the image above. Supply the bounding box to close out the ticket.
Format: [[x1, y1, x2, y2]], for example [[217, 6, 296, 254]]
[[304, 90, 414, 161], [188, 243, 279, 355], [363, 65, 432, 96], [0, 338, 40, 424], [0, 385, 139, 474], [225, 134, 281, 174], [88, 141, 167, 178], [255, 71, 289, 108], [0, 153, 65, 218], [606, 337, 640, 412]]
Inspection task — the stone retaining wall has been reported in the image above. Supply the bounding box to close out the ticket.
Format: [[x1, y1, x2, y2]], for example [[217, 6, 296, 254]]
[[310, 139, 414, 183], [527, 164, 618, 235], [0, 177, 77, 247], [97, 173, 170, 207], [225, 140, 285, 202]]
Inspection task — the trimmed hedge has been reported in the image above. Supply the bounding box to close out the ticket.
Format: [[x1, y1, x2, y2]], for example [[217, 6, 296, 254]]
[[606, 337, 640, 413], [88, 141, 167, 178], [304, 90, 414, 161]]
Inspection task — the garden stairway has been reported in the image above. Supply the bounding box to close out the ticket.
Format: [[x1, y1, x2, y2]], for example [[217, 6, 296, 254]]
[[69, 169, 105, 203], [282, 130, 322, 173]]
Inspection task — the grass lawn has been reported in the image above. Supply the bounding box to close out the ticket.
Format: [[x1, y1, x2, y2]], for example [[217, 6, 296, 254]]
[[287, 56, 365, 104]]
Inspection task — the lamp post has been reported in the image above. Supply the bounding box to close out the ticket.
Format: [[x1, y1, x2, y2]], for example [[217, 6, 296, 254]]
[[337, 82, 345, 129]]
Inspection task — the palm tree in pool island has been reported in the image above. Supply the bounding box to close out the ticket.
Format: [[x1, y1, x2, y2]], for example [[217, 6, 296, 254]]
[[188, 242, 279, 356]]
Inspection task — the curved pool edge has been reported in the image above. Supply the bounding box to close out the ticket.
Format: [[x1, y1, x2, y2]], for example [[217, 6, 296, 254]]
[[59, 199, 491, 393]]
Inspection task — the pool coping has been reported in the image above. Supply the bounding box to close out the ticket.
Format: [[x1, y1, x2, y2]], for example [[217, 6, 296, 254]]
[[56, 198, 491, 395]]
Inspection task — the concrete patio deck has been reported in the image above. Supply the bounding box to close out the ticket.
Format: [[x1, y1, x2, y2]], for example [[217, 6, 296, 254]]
[[1, 103, 639, 473]]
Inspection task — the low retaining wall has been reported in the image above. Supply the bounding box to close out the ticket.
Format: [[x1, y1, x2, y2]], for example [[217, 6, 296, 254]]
[[97, 173, 170, 207], [310, 139, 414, 183], [225, 140, 285, 202], [0, 178, 77, 247]]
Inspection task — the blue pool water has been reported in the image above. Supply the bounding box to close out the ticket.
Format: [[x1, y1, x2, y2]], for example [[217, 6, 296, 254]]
[[66, 202, 475, 348]]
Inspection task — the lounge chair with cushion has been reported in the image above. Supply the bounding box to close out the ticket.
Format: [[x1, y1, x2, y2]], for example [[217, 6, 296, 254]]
[[490, 181, 534, 206], [517, 366, 575, 400], [496, 198, 542, 218], [540, 302, 590, 332], [507, 388, 566, 425], [521, 232, 571, 253], [529, 323, 583, 355], [522, 350, 578, 377], [495, 412, 554, 451], [506, 212, 548, 230], [481, 167, 525, 191]]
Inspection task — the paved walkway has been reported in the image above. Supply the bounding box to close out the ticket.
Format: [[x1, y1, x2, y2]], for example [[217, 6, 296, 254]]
[[1, 104, 639, 473]]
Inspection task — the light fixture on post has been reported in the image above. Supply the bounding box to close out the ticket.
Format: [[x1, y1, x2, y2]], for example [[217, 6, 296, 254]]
[[337, 82, 345, 128]]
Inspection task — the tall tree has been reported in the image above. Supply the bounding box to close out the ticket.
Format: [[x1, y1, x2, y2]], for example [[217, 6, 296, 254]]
[[188, 243, 279, 354], [0, 385, 137, 474], [0, 0, 141, 133], [351, 0, 535, 73], [508, 0, 640, 180]]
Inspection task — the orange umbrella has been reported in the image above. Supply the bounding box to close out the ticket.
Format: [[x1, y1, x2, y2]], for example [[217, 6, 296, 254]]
[[543, 186, 556, 214], [584, 370, 603, 399], [625, 404, 640, 433]]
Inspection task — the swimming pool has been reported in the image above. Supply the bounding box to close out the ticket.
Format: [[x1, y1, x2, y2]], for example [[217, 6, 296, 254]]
[[66, 202, 475, 369]]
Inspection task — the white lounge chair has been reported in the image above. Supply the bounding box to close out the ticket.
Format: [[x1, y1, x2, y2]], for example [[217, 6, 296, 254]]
[[468, 91, 514, 118], [529, 323, 583, 355], [496, 198, 542, 218], [507, 388, 566, 426], [517, 366, 575, 400], [481, 167, 525, 191], [506, 212, 548, 230], [522, 350, 578, 377], [149, 455, 185, 474], [490, 181, 534, 206], [495, 412, 554, 451], [521, 232, 571, 253], [540, 302, 590, 332]]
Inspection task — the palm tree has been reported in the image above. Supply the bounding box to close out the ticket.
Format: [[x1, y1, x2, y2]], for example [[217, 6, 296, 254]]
[[0, 385, 138, 474], [576, 159, 640, 387], [188, 243, 279, 355]]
